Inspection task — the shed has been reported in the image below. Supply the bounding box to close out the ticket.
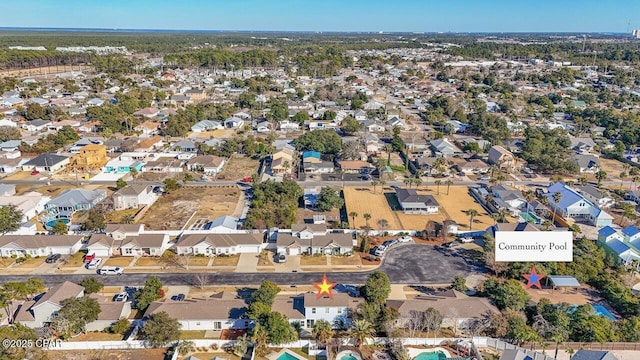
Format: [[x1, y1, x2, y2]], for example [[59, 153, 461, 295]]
[[546, 275, 580, 292]]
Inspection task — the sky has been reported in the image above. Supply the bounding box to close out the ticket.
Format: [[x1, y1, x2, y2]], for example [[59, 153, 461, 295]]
[[0, 0, 637, 33]]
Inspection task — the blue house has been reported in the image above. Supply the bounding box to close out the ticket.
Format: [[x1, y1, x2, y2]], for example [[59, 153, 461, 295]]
[[597, 226, 640, 265], [622, 226, 640, 243]]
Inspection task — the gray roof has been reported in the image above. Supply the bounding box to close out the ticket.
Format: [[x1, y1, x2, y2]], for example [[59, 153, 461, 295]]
[[276, 232, 353, 248], [576, 185, 607, 200], [26, 119, 50, 127], [25, 153, 68, 167], [499, 349, 532, 360], [36, 281, 84, 306], [46, 189, 106, 208], [304, 161, 335, 170], [572, 350, 619, 360], [571, 154, 599, 169], [209, 215, 239, 230], [178, 233, 263, 248], [145, 298, 247, 320], [395, 188, 439, 207], [303, 292, 363, 308], [547, 275, 580, 287], [0, 235, 84, 249]]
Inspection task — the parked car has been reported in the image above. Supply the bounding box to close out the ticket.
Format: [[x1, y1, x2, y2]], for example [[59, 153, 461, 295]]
[[444, 240, 462, 248], [459, 236, 474, 243], [397, 236, 413, 243], [277, 254, 286, 263], [98, 266, 123, 275], [334, 284, 360, 297], [171, 293, 186, 301], [86, 258, 102, 269], [30, 170, 40, 175], [113, 292, 128, 302], [45, 253, 61, 263], [479, 175, 491, 180], [83, 253, 96, 263], [373, 246, 386, 257]]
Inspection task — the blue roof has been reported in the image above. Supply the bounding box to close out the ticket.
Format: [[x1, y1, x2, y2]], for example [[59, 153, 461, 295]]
[[622, 226, 640, 237], [547, 182, 593, 210], [598, 226, 618, 237], [606, 239, 631, 255], [302, 151, 320, 159]]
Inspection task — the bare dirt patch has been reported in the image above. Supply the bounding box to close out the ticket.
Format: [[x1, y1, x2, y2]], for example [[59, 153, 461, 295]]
[[217, 156, 260, 180], [213, 254, 240, 267], [300, 255, 328, 266], [139, 186, 240, 230], [103, 257, 133, 267], [59, 349, 166, 360], [597, 157, 627, 180], [332, 255, 362, 266]]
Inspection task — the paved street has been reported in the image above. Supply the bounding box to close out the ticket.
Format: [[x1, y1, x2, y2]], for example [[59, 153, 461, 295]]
[[0, 245, 471, 287]]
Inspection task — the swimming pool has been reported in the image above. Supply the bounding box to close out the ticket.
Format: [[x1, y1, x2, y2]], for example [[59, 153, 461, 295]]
[[413, 351, 447, 360], [342, 356, 359, 360], [277, 353, 301, 360], [336, 350, 362, 360], [593, 305, 616, 320], [44, 218, 71, 229], [520, 211, 542, 224]]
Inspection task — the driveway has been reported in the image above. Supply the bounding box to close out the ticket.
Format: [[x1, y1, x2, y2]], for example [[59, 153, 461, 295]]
[[273, 255, 301, 272], [236, 253, 259, 272]]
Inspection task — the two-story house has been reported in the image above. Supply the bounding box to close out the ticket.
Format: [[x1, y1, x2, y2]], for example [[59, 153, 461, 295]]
[[112, 184, 156, 211], [301, 292, 362, 329], [15, 281, 84, 328]]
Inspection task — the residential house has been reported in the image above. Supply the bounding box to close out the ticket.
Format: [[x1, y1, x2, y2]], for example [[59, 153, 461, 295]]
[[388, 289, 500, 329], [395, 188, 439, 214], [279, 120, 300, 131], [0, 191, 50, 222], [546, 182, 613, 227], [576, 185, 614, 208], [0, 157, 25, 174], [302, 151, 321, 163], [191, 120, 223, 133], [623, 226, 640, 244], [597, 226, 640, 264], [44, 189, 107, 217], [571, 154, 600, 173], [224, 116, 245, 129], [69, 138, 104, 153], [276, 224, 354, 255], [113, 184, 156, 211], [104, 223, 144, 241], [0, 118, 17, 127], [85, 234, 122, 257], [85, 295, 132, 331], [487, 222, 539, 238], [170, 94, 192, 106], [361, 119, 386, 132], [103, 157, 145, 174], [572, 350, 619, 360], [499, 349, 534, 360], [185, 89, 207, 100], [570, 137, 597, 153], [430, 138, 461, 157], [22, 119, 51, 132], [487, 145, 515, 170], [134, 136, 164, 152], [22, 153, 69, 173], [255, 120, 271, 133], [133, 107, 160, 118], [172, 140, 197, 153], [186, 155, 226, 174], [624, 190, 640, 205], [271, 296, 305, 326], [143, 158, 184, 173], [492, 184, 526, 216], [176, 233, 263, 256], [134, 121, 160, 136], [86, 98, 105, 107], [70, 144, 108, 170], [303, 161, 334, 174], [144, 298, 250, 331], [119, 233, 170, 257], [0, 235, 84, 258], [15, 281, 84, 328], [454, 158, 490, 174], [301, 292, 362, 329]]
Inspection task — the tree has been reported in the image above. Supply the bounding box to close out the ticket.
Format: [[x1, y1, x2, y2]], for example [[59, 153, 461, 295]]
[[177, 340, 195, 356], [82, 209, 105, 231], [551, 191, 563, 223], [316, 187, 344, 211], [0, 126, 21, 142], [349, 211, 358, 226], [25, 278, 44, 299], [483, 278, 531, 311], [363, 213, 372, 227], [445, 179, 453, 195], [24, 103, 45, 120], [121, 214, 134, 224], [263, 311, 298, 345], [423, 307, 443, 338], [371, 180, 379, 193], [163, 178, 181, 193], [595, 170, 607, 186], [0, 323, 42, 360], [293, 129, 342, 155], [349, 319, 375, 349], [465, 209, 479, 230], [134, 276, 163, 310], [53, 296, 101, 338], [251, 280, 280, 306], [251, 323, 269, 356], [362, 270, 391, 306], [140, 311, 181, 347], [80, 277, 104, 294], [115, 178, 127, 190], [50, 221, 68, 235], [377, 219, 389, 232], [313, 319, 335, 344], [0, 205, 23, 235], [233, 334, 250, 356], [435, 179, 442, 195], [451, 276, 467, 292], [0, 282, 28, 323], [341, 116, 361, 134], [507, 314, 539, 346], [111, 317, 131, 335]]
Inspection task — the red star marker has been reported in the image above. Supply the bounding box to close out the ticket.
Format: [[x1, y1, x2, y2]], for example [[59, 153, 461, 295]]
[[313, 274, 337, 298], [523, 266, 546, 289]]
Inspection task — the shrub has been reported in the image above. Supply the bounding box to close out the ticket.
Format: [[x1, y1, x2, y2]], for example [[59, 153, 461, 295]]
[[157, 289, 165, 298]]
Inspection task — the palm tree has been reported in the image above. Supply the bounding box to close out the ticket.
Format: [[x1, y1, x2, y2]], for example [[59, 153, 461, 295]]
[[383, 144, 393, 166], [435, 179, 442, 195], [371, 180, 379, 193], [498, 208, 509, 223], [595, 170, 607, 187], [620, 171, 627, 189], [523, 190, 535, 213], [633, 175, 640, 190], [404, 178, 412, 188], [251, 324, 269, 356], [445, 179, 453, 195], [349, 211, 358, 226], [491, 213, 500, 225], [414, 178, 423, 189], [349, 319, 375, 349], [621, 202, 636, 226], [377, 219, 389, 232], [551, 192, 562, 223], [577, 176, 588, 186], [379, 180, 386, 191], [312, 319, 335, 345], [363, 213, 371, 227], [121, 214, 134, 224], [465, 209, 479, 230]]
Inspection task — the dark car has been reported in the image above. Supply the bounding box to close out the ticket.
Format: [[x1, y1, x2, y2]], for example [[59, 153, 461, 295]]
[[171, 293, 185, 301], [45, 254, 61, 263], [443, 240, 462, 248]]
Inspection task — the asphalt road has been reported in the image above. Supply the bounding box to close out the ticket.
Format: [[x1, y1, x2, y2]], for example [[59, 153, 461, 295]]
[[0, 245, 471, 287]]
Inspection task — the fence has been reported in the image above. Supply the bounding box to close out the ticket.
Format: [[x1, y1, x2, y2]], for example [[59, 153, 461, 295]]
[[524, 341, 640, 352], [486, 338, 555, 360]]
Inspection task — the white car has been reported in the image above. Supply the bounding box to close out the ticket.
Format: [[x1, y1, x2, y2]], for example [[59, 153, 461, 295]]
[[459, 236, 474, 243], [113, 292, 128, 302], [397, 236, 413, 243], [373, 246, 386, 257], [277, 254, 286, 263], [86, 258, 103, 269], [98, 266, 124, 275]]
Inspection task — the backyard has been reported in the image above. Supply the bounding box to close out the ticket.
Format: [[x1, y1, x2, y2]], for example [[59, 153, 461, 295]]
[[139, 186, 241, 230]]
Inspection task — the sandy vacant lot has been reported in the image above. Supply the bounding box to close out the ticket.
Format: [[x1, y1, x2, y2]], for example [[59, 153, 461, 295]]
[[217, 156, 260, 181], [597, 157, 627, 180], [344, 185, 492, 231], [0, 65, 91, 78], [140, 186, 240, 230]]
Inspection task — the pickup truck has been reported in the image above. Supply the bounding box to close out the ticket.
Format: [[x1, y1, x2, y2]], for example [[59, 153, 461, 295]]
[[83, 253, 96, 263]]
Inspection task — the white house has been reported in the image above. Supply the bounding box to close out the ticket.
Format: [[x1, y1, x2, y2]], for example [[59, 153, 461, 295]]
[[119, 234, 170, 257], [224, 116, 245, 129], [276, 224, 354, 256], [395, 188, 439, 214], [0, 191, 50, 222], [0, 235, 84, 258], [547, 182, 613, 227], [144, 297, 250, 331], [112, 184, 156, 211], [104, 223, 145, 241], [301, 292, 362, 329], [85, 234, 121, 257], [175, 233, 264, 256], [15, 281, 84, 328], [186, 155, 226, 174]]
